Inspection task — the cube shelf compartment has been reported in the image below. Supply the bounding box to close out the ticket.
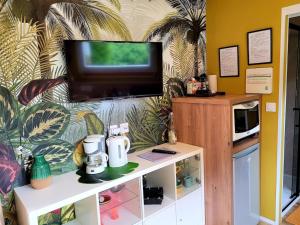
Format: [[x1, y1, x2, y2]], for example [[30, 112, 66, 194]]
[[99, 179, 142, 225], [143, 164, 176, 218], [176, 154, 201, 200]]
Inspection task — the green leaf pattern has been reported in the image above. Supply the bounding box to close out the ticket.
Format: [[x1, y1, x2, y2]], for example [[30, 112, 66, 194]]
[[83, 112, 105, 135], [21, 103, 70, 144], [0, 86, 19, 133], [33, 140, 74, 166]]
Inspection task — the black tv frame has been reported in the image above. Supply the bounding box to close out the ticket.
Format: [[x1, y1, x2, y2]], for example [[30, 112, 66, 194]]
[[64, 40, 163, 102]]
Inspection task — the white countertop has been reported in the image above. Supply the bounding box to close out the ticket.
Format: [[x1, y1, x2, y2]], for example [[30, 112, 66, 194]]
[[14, 142, 203, 217]]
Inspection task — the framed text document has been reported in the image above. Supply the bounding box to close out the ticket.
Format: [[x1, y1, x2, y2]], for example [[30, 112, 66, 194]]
[[219, 45, 239, 77], [247, 28, 272, 65]]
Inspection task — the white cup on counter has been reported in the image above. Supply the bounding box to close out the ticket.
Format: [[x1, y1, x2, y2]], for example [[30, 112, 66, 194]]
[[208, 75, 217, 94]]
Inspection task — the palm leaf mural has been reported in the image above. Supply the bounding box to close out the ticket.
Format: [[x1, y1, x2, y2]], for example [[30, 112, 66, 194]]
[[169, 31, 195, 78], [0, 13, 41, 96], [0, 144, 20, 197], [20, 102, 70, 145], [1, 0, 132, 82], [0, 159, 20, 196], [37, 204, 75, 225], [127, 79, 185, 151], [0, 85, 19, 134], [143, 12, 189, 44], [60, 204, 76, 224], [32, 140, 74, 168], [83, 112, 105, 135], [54, 0, 131, 40], [127, 105, 164, 151], [166, 77, 185, 99], [0, 10, 63, 96], [143, 0, 206, 77], [18, 76, 66, 106]]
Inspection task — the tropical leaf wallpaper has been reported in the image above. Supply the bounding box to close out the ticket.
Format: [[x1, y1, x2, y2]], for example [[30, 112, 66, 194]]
[[0, 0, 206, 224]]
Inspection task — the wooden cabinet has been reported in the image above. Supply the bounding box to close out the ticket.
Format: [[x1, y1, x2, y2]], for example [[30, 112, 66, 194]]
[[172, 95, 260, 225]]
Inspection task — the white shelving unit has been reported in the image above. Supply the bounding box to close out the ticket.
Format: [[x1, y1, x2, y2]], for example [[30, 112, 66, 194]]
[[14, 142, 205, 225]]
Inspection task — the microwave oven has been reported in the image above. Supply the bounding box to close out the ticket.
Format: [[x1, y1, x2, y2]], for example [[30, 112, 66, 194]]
[[232, 100, 260, 142]]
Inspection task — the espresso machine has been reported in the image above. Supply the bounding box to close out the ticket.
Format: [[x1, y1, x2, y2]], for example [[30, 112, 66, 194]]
[[83, 135, 108, 175]]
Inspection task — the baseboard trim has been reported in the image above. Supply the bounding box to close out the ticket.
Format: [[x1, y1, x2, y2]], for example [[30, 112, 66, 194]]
[[260, 216, 276, 225]]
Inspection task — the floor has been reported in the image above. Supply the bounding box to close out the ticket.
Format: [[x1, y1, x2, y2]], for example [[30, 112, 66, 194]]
[[259, 201, 300, 225]]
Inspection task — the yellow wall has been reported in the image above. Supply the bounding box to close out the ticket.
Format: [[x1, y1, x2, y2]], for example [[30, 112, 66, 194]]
[[207, 0, 300, 221]]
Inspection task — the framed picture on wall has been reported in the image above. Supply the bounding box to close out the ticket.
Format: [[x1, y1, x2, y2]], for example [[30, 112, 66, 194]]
[[219, 45, 240, 77], [247, 28, 272, 65]]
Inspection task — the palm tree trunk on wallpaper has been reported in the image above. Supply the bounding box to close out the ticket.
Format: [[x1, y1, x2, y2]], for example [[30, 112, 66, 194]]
[[143, 0, 206, 78], [37, 28, 51, 79], [194, 43, 199, 77]]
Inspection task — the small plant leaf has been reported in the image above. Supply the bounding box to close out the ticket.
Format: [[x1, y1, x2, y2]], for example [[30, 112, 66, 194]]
[[21, 103, 70, 144]]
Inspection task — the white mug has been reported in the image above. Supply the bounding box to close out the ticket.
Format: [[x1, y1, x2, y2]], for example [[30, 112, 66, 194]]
[[208, 75, 217, 94]]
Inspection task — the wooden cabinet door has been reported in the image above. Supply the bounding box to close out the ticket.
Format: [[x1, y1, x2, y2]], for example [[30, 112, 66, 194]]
[[173, 103, 206, 147]]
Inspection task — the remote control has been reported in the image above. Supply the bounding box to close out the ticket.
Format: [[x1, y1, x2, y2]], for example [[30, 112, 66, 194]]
[[152, 149, 177, 154]]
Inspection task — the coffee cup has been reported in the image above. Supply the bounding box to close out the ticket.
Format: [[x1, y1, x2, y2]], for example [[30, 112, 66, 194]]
[[183, 176, 194, 188]]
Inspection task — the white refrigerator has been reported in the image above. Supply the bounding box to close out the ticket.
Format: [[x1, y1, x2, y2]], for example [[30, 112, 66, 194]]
[[233, 143, 260, 225]]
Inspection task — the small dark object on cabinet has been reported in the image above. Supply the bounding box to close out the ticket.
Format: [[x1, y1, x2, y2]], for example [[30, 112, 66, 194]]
[[143, 187, 164, 205], [152, 149, 177, 154], [216, 91, 226, 95]]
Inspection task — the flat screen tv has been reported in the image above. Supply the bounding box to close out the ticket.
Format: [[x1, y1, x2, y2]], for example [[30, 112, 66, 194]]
[[64, 40, 163, 101]]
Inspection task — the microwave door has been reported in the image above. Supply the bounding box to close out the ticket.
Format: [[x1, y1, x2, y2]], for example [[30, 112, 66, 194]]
[[247, 105, 259, 130], [234, 109, 248, 133], [233, 101, 260, 141]]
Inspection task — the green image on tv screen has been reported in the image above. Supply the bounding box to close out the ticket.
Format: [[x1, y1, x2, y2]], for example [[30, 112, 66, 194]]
[[84, 42, 150, 66]]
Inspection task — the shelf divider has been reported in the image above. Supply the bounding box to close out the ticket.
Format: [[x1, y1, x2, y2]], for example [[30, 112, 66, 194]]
[[75, 194, 100, 225]]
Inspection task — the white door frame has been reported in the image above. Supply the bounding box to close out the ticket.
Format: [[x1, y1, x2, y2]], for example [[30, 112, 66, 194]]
[[276, 4, 300, 225]]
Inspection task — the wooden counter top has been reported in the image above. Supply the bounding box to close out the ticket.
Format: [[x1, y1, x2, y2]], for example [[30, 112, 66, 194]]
[[172, 94, 260, 105]]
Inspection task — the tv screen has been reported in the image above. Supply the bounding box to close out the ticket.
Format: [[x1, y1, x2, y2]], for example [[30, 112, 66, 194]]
[[64, 40, 163, 101]]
